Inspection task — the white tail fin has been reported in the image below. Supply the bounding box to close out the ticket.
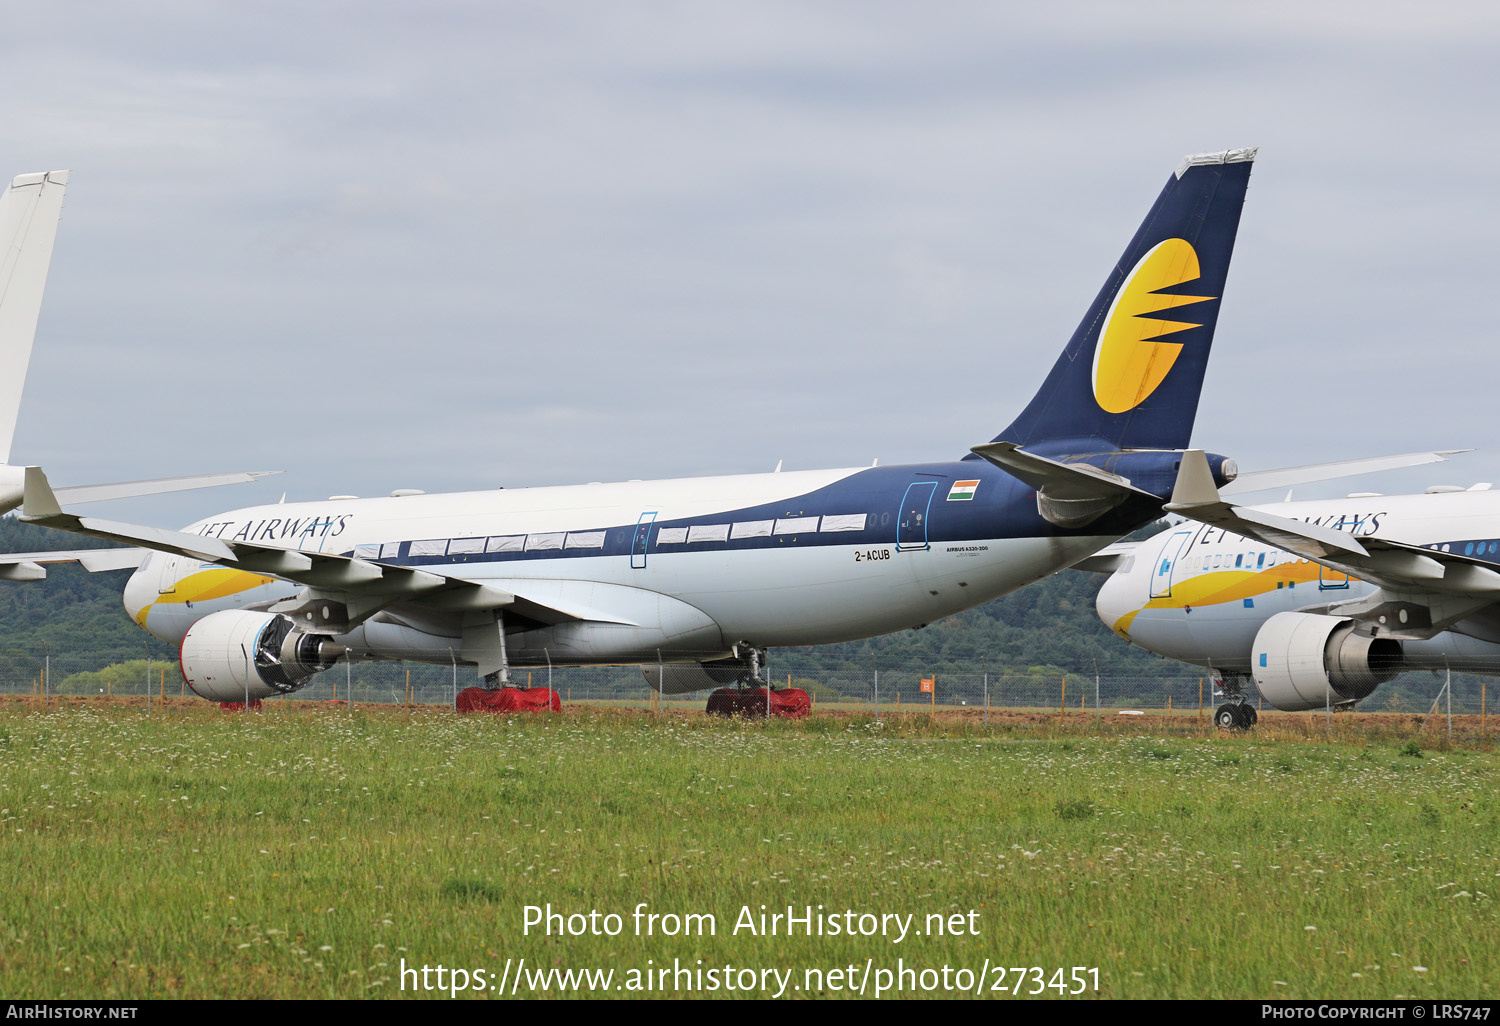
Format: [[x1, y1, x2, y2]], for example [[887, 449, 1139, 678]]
[[0, 171, 69, 464]]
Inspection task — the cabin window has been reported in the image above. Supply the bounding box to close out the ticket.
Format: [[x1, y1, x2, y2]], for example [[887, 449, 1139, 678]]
[[565, 531, 606, 549], [820, 514, 867, 532], [774, 516, 820, 534], [731, 520, 774, 539], [656, 527, 688, 545], [687, 524, 730, 544]]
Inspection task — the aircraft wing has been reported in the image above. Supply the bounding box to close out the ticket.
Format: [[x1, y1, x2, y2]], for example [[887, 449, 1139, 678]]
[[20, 466, 591, 630], [0, 546, 147, 580], [52, 471, 280, 506], [1219, 450, 1465, 496], [1165, 450, 1500, 635], [0, 465, 280, 516]]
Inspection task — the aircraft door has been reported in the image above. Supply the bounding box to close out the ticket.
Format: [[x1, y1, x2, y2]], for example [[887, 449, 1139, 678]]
[[896, 481, 939, 552], [630, 511, 658, 569], [1319, 563, 1350, 590], [155, 553, 180, 595], [1149, 529, 1194, 599]]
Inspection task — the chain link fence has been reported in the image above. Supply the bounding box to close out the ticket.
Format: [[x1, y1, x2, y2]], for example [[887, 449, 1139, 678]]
[[0, 648, 1493, 741]]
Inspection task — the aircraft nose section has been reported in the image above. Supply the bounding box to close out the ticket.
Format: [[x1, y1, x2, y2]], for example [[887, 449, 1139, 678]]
[[1095, 568, 1136, 639], [123, 562, 156, 628]]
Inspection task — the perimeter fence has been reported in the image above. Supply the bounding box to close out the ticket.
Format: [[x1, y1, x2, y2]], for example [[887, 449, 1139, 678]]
[[0, 648, 1493, 742]]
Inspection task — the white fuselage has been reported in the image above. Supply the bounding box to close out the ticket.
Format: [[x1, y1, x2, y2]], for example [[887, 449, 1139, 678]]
[[128, 464, 1119, 668], [1097, 490, 1500, 673]]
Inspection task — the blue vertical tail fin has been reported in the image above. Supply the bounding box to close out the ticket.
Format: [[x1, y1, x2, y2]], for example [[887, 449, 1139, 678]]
[[993, 148, 1255, 456]]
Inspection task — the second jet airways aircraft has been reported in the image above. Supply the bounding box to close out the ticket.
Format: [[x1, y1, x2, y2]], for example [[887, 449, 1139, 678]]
[[1096, 452, 1500, 726], [23, 146, 1394, 706]]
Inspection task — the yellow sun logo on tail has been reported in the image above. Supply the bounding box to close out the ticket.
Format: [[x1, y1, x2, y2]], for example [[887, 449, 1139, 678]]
[[1091, 238, 1215, 414]]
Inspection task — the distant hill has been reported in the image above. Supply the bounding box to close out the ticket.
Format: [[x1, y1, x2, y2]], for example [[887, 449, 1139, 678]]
[[0, 517, 175, 676]]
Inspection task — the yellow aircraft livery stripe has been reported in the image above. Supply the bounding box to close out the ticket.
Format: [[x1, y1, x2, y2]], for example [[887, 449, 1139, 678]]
[[1111, 559, 1331, 638], [133, 567, 277, 628]]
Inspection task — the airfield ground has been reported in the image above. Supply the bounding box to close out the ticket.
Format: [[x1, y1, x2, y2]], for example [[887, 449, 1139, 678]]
[[0, 700, 1495, 999]]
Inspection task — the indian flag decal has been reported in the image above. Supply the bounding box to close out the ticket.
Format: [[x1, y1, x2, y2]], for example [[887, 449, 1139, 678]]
[[947, 479, 980, 501]]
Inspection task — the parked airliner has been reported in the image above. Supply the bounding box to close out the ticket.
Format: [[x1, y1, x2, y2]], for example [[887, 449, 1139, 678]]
[[20, 149, 1311, 704], [1095, 452, 1500, 726]]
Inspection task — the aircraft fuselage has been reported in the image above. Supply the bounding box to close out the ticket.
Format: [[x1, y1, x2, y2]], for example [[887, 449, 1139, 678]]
[[129, 459, 1155, 666]]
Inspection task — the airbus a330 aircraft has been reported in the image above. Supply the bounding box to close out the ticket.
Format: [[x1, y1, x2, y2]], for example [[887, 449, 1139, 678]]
[[0, 170, 272, 581], [1095, 451, 1500, 727], [16, 147, 1368, 706]]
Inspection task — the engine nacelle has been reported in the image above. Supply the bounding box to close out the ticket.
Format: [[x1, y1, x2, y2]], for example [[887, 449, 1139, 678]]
[[1251, 611, 1402, 711], [180, 610, 344, 702]]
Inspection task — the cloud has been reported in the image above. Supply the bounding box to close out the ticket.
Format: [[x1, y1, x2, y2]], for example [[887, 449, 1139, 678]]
[[0, 2, 1496, 522]]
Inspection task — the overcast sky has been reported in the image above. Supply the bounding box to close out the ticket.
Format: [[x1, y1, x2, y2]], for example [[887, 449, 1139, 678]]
[[2, 2, 1498, 525]]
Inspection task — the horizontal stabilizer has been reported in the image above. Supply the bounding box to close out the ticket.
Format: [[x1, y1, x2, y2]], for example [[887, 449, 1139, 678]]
[[1221, 450, 1466, 496], [972, 441, 1158, 529], [971, 441, 1154, 500]]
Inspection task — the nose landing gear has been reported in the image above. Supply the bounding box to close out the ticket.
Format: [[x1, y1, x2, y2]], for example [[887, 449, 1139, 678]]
[[1212, 672, 1258, 731], [1213, 702, 1257, 730]]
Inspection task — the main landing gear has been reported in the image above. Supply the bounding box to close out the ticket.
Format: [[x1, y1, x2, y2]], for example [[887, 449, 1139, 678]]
[[456, 610, 561, 714], [1212, 672, 1258, 731], [705, 645, 810, 719]]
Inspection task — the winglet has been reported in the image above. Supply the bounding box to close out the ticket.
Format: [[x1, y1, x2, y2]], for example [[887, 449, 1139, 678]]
[[1165, 450, 1370, 559], [23, 465, 61, 517], [1168, 449, 1221, 507]]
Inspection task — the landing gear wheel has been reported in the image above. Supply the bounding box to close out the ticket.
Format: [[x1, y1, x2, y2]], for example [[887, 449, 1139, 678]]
[[1242, 705, 1258, 728], [1214, 704, 1240, 730]]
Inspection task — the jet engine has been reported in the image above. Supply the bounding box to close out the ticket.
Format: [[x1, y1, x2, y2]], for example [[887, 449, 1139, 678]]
[[1250, 611, 1402, 711], [179, 610, 344, 702]]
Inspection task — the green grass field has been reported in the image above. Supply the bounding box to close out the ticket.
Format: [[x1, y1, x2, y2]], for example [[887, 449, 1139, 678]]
[[0, 701, 1495, 999]]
